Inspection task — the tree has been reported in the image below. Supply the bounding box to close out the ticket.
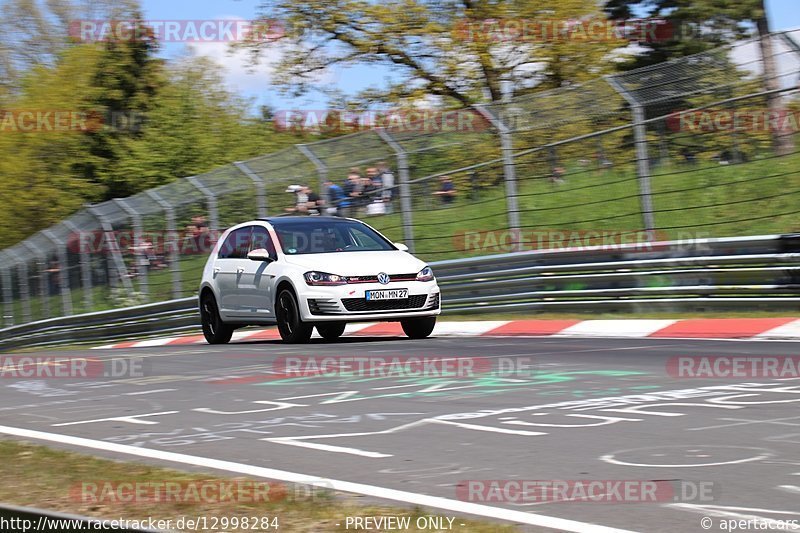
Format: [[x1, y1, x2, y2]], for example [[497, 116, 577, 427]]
[[241, 0, 628, 107], [604, 0, 791, 154]]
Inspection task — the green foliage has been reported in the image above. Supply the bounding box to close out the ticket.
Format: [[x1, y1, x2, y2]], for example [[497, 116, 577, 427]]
[[245, 0, 628, 106], [0, 32, 298, 248]]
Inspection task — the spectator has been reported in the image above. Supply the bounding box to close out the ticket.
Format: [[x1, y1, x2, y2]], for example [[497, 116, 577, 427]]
[[377, 161, 395, 212], [344, 171, 364, 214], [324, 178, 347, 216], [285, 184, 322, 215], [549, 166, 565, 184], [362, 171, 379, 204], [434, 175, 456, 205]]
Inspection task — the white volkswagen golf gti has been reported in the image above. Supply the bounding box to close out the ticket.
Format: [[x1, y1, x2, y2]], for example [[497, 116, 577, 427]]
[[198, 216, 441, 344]]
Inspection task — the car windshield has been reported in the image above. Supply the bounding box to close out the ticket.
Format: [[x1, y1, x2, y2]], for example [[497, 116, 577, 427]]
[[272, 219, 396, 255]]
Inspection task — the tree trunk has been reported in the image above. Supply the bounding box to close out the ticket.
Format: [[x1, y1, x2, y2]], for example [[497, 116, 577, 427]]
[[756, 9, 794, 155]]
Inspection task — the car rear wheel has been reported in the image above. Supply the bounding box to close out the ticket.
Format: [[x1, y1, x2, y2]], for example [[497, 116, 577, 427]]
[[200, 292, 233, 344], [316, 322, 346, 341], [276, 289, 313, 343], [401, 317, 436, 339]]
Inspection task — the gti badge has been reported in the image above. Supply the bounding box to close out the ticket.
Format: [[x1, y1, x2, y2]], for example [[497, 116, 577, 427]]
[[377, 272, 390, 285]]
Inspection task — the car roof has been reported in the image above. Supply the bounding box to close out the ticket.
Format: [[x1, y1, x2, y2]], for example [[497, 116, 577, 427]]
[[258, 216, 358, 225]]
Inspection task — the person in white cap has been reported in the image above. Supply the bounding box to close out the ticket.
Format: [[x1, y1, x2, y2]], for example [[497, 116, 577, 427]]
[[285, 184, 321, 215]]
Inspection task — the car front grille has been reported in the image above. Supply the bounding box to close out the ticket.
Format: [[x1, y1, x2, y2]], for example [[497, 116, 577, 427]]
[[342, 294, 429, 312], [345, 273, 418, 283]]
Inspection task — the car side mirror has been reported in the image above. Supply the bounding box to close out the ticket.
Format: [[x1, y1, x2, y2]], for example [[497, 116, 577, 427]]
[[395, 243, 409, 252], [247, 248, 274, 262]]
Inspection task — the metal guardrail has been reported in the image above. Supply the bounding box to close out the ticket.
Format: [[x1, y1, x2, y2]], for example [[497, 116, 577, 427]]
[[0, 234, 797, 350]]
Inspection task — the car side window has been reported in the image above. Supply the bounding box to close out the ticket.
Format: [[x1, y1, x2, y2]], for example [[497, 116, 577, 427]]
[[250, 226, 277, 259], [218, 227, 252, 259], [349, 227, 385, 250]]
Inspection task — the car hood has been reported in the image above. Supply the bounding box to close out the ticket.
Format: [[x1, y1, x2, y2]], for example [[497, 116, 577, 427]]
[[282, 250, 427, 276]]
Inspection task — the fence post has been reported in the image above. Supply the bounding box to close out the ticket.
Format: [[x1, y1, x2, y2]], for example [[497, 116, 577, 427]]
[[63, 220, 94, 312], [146, 190, 182, 299], [0, 254, 13, 327], [296, 145, 327, 194], [86, 206, 134, 294], [186, 177, 220, 233], [234, 161, 268, 217], [42, 229, 73, 316], [7, 249, 31, 324], [376, 128, 416, 253], [606, 75, 655, 233], [23, 241, 50, 320], [473, 105, 521, 247], [114, 198, 149, 300]]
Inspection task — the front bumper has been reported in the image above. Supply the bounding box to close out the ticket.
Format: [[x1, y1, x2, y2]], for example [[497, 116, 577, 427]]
[[299, 281, 441, 322]]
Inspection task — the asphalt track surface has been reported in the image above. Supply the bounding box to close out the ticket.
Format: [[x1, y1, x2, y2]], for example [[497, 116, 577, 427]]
[[2, 335, 800, 532]]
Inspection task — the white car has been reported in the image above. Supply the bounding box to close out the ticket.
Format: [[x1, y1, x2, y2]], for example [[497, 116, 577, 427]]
[[198, 216, 440, 344]]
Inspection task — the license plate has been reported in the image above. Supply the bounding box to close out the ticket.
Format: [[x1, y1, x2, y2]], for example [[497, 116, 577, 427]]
[[366, 288, 408, 300]]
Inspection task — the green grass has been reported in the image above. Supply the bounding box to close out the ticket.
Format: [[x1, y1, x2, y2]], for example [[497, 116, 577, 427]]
[[8, 151, 800, 320], [0, 440, 520, 533]]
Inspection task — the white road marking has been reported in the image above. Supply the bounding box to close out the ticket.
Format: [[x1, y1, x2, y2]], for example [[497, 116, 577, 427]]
[[555, 320, 678, 338], [123, 389, 177, 396], [51, 411, 179, 427], [133, 337, 180, 347], [265, 440, 392, 458], [0, 424, 633, 533]]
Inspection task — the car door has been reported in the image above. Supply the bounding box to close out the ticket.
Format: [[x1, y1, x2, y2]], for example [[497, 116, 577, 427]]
[[235, 225, 278, 318], [215, 226, 252, 314]]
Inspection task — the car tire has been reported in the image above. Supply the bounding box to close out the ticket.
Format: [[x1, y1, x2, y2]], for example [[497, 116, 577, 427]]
[[200, 292, 233, 344], [316, 322, 346, 341], [401, 316, 436, 339], [276, 289, 313, 343]]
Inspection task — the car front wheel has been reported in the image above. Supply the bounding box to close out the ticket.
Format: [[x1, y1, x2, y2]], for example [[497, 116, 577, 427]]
[[276, 289, 313, 343], [316, 322, 346, 341], [401, 316, 436, 339], [200, 292, 233, 344]]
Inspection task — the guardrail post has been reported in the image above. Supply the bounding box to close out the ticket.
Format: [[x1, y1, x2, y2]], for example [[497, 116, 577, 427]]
[[87, 206, 134, 293], [187, 176, 220, 233], [376, 128, 416, 253], [234, 161, 268, 217], [42, 229, 73, 316], [606, 76, 655, 233], [63, 220, 94, 312], [23, 241, 50, 319], [146, 190, 182, 299], [115, 198, 149, 300], [296, 145, 327, 195], [473, 105, 521, 249]]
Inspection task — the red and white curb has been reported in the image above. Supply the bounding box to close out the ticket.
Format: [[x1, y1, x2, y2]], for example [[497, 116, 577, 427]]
[[93, 317, 800, 349]]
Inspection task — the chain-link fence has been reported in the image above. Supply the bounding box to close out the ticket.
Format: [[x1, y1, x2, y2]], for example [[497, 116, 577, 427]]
[[2, 31, 800, 325]]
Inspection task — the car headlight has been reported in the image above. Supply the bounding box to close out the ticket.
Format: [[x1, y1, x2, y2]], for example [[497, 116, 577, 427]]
[[416, 266, 435, 282], [304, 271, 347, 286]]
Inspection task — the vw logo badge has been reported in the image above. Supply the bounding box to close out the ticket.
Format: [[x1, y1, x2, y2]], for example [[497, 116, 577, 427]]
[[377, 272, 390, 285]]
